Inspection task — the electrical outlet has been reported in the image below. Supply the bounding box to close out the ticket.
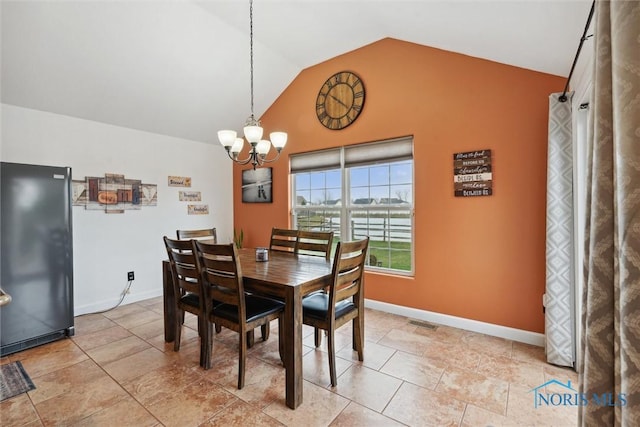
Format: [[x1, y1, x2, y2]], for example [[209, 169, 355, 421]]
[[127, 271, 135, 281]]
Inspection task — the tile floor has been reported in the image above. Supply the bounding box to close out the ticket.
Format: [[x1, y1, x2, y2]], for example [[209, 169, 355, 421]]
[[0, 297, 578, 426]]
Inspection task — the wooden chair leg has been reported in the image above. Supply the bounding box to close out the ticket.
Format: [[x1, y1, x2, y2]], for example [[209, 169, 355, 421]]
[[174, 308, 183, 352], [238, 329, 247, 389], [246, 330, 255, 348], [328, 328, 337, 387], [353, 315, 364, 361], [261, 322, 270, 341], [314, 328, 322, 347], [201, 321, 213, 369]]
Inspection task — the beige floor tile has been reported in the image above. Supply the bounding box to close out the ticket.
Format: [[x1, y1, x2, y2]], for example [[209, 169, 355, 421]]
[[507, 383, 577, 426], [203, 399, 284, 426], [0, 393, 40, 426], [377, 328, 434, 356], [11, 338, 88, 379], [122, 362, 204, 406], [28, 359, 105, 405], [421, 340, 483, 371], [331, 365, 402, 412], [110, 309, 162, 329], [101, 347, 176, 383], [383, 381, 465, 426], [145, 378, 237, 427], [73, 314, 117, 335], [379, 350, 445, 389], [511, 341, 547, 365], [12, 299, 572, 427], [263, 380, 349, 427], [413, 323, 467, 343], [477, 353, 546, 389], [460, 331, 513, 357], [363, 326, 389, 343], [34, 374, 129, 426], [336, 340, 396, 371], [303, 349, 353, 388], [436, 366, 509, 415], [248, 337, 289, 367], [330, 401, 404, 426], [302, 329, 353, 355], [365, 310, 412, 331], [461, 404, 514, 427], [219, 357, 287, 409], [72, 398, 159, 427], [71, 325, 131, 351], [128, 318, 166, 340], [85, 334, 151, 365]]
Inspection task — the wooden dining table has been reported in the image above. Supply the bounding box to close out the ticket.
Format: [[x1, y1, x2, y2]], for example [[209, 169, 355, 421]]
[[162, 247, 333, 409]]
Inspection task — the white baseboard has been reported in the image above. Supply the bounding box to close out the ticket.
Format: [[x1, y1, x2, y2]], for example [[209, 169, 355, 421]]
[[364, 299, 544, 347], [74, 289, 163, 316]]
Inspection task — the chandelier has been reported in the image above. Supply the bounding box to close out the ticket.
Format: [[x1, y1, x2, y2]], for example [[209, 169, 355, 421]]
[[217, 0, 287, 169]]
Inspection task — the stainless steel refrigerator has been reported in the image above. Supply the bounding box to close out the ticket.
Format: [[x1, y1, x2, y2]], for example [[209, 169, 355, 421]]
[[1, 162, 74, 356]]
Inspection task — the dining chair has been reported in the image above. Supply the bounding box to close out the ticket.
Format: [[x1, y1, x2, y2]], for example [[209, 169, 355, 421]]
[[296, 230, 334, 259], [193, 241, 284, 389], [163, 236, 209, 367], [269, 228, 298, 254], [302, 237, 369, 387], [176, 227, 217, 242]]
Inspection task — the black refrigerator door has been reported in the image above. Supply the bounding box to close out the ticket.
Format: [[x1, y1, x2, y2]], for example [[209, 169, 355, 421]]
[[1, 162, 74, 355]]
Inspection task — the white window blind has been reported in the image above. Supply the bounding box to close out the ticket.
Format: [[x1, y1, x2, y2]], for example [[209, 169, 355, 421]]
[[290, 137, 413, 173], [290, 148, 341, 173], [344, 136, 413, 168]]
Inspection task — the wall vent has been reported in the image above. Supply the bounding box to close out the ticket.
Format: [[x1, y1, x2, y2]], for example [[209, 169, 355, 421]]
[[408, 319, 438, 330]]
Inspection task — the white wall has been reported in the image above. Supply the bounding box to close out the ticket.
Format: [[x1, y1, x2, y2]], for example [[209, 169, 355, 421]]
[[1, 104, 234, 314]]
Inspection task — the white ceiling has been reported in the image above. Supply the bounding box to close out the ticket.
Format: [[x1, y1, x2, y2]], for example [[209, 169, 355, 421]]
[[1, 0, 593, 145]]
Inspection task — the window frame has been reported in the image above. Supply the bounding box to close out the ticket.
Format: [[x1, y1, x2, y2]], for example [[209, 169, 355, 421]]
[[290, 138, 414, 276]]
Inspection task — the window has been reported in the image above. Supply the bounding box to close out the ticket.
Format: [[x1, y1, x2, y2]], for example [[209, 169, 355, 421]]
[[291, 137, 414, 274]]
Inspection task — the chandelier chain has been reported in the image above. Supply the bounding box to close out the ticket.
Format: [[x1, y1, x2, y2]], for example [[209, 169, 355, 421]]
[[249, 0, 254, 119]]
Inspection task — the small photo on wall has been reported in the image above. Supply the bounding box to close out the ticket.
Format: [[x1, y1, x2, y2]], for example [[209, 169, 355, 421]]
[[242, 167, 272, 203]]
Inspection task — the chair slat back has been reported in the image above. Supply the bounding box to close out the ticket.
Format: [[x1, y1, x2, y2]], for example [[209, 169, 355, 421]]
[[177, 228, 217, 242], [330, 238, 369, 308], [269, 228, 298, 254], [164, 236, 201, 297], [296, 230, 334, 259], [194, 241, 244, 309]]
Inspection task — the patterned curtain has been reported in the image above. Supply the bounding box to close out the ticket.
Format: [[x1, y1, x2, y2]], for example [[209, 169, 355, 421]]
[[545, 92, 575, 367], [580, 1, 640, 426]]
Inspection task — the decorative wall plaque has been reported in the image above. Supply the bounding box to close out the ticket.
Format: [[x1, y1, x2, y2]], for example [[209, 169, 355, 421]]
[[453, 149, 492, 197], [168, 176, 191, 187]]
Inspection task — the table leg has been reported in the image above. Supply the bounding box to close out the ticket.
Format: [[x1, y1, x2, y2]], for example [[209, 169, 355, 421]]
[[284, 286, 303, 409], [162, 260, 176, 343]]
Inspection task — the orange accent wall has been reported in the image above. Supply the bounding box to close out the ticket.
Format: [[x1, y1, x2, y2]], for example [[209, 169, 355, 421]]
[[233, 38, 564, 333]]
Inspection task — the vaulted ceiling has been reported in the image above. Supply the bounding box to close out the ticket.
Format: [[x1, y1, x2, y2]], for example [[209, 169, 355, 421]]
[[1, 1, 593, 144]]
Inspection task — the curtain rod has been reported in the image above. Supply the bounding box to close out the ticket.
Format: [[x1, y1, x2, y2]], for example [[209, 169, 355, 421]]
[[559, 0, 595, 103]]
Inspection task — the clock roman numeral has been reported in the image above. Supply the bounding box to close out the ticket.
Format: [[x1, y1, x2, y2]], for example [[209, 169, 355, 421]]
[[354, 90, 364, 98]]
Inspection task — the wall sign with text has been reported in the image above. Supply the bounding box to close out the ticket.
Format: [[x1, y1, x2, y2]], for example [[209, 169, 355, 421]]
[[453, 149, 492, 197]]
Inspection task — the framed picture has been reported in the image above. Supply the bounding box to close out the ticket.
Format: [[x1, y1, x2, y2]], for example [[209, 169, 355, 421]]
[[242, 167, 272, 203]]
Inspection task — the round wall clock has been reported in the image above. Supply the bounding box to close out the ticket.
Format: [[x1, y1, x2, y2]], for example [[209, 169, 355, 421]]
[[316, 71, 365, 130]]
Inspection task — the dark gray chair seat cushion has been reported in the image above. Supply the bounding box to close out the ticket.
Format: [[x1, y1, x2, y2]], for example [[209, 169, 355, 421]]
[[302, 293, 355, 321], [213, 295, 284, 323]]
